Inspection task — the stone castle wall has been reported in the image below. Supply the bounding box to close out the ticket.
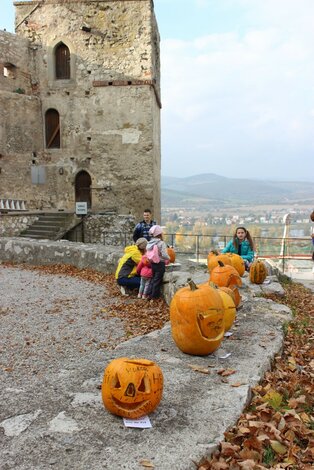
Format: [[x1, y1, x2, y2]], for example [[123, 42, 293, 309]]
[[0, 1, 161, 219], [0, 213, 39, 237]]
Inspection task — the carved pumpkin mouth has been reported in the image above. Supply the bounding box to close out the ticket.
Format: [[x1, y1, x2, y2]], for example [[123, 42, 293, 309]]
[[197, 311, 224, 339], [112, 397, 149, 411]]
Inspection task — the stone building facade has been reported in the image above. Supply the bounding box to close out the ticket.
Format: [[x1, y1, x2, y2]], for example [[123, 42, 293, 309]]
[[0, 0, 161, 220]]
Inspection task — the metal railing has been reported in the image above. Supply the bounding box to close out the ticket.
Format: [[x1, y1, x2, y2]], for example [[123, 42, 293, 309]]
[[99, 231, 312, 273]]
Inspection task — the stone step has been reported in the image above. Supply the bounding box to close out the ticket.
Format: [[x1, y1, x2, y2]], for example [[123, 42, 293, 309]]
[[19, 212, 76, 240]]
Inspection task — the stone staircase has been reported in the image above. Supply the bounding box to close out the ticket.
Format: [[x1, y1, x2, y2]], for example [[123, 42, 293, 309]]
[[19, 212, 79, 241]]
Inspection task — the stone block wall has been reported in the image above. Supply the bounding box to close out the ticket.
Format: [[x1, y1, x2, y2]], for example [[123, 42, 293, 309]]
[[0, 31, 33, 94], [83, 213, 135, 244], [0, 237, 122, 273], [0, 0, 161, 219], [0, 213, 38, 237]]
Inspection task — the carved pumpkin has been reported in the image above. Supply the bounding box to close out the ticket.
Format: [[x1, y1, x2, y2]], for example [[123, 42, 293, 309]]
[[219, 286, 239, 308], [167, 247, 176, 263], [229, 286, 242, 308], [207, 250, 232, 273], [217, 288, 236, 331], [102, 357, 163, 418], [227, 253, 245, 277], [170, 280, 225, 355], [249, 260, 268, 284], [210, 261, 242, 288]]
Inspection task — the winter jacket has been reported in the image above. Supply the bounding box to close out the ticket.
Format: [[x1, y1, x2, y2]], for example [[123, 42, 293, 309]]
[[146, 238, 170, 262], [133, 219, 156, 242], [115, 245, 142, 279], [136, 255, 153, 278], [222, 238, 254, 262]]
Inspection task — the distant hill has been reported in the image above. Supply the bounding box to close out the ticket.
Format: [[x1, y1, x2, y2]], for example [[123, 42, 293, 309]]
[[161, 173, 314, 207]]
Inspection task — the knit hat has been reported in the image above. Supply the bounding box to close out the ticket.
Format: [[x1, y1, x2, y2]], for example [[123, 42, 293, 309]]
[[149, 225, 163, 237], [135, 237, 148, 250]]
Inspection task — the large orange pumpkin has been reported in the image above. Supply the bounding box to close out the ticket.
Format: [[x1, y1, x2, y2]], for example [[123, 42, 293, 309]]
[[249, 260, 268, 284], [167, 247, 176, 263], [227, 253, 245, 277], [207, 250, 231, 273], [210, 261, 242, 288], [170, 280, 225, 355], [102, 357, 163, 418]]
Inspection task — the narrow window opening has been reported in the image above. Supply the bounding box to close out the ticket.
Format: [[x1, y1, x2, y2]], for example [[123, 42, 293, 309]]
[[3, 63, 16, 79], [55, 43, 70, 80], [45, 109, 60, 149]]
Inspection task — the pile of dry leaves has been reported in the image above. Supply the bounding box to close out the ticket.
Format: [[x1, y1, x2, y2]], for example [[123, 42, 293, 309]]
[[10, 262, 170, 341], [198, 280, 314, 470]]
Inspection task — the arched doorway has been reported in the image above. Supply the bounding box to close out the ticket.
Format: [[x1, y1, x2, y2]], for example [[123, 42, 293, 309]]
[[75, 171, 92, 209]]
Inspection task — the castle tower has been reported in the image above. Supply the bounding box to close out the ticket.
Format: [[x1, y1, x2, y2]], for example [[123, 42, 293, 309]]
[[0, 0, 161, 219]]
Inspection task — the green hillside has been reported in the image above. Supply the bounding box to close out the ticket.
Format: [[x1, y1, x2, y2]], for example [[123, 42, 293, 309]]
[[161, 174, 314, 206]]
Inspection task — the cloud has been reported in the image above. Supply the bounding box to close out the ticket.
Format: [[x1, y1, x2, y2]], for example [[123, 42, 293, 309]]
[[160, 1, 314, 180]]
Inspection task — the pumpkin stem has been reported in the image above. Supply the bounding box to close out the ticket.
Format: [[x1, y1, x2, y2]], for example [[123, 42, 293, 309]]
[[217, 260, 225, 267], [187, 278, 198, 291]]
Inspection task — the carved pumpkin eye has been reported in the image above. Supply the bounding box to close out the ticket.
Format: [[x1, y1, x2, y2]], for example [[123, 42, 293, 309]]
[[138, 376, 150, 393], [113, 374, 121, 389]]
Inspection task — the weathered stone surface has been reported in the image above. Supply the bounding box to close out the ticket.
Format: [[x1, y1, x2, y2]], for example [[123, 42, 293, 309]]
[[0, 237, 122, 272], [0, 1, 161, 218], [0, 213, 38, 237], [0, 262, 292, 470]]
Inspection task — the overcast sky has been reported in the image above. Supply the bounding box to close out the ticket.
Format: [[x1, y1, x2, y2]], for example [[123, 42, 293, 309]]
[[2, 0, 314, 181]]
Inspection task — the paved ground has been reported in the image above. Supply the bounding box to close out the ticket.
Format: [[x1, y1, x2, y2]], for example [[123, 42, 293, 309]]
[[0, 265, 294, 470]]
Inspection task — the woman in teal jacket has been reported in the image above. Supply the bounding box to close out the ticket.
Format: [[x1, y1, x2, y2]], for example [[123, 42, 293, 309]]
[[222, 226, 255, 270]]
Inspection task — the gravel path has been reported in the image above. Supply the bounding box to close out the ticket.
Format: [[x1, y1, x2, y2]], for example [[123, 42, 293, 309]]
[[0, 264, 125, 388]]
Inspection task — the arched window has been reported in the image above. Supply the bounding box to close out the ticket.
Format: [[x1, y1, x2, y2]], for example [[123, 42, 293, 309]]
[[55, 43, 70, 79], [45, 109, 60, 148]]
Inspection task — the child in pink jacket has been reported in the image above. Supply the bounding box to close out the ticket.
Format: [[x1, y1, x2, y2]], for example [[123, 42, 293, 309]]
[[136, 254, 153, 299]]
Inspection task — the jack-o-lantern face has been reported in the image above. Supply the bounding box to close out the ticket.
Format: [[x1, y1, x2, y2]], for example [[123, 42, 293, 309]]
[[170, 280, 225, 356], [102, 358, 163, 418]]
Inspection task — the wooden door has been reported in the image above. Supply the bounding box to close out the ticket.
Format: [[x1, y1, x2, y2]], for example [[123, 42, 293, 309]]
[[75, 171, 92, 209]]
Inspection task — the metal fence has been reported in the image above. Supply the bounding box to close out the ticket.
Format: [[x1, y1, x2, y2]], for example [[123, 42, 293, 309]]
[[99, 230, 312, 272]]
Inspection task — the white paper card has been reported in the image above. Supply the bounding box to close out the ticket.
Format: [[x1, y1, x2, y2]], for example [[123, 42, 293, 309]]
[[219, 352, 231, 359], [123, 416, 152, 428]]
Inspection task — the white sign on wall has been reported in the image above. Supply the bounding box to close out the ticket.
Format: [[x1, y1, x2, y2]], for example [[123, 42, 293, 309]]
[[75, 202, 88, 215]]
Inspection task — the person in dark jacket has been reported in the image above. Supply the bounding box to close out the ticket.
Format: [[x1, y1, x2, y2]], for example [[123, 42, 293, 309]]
[[133, 209, 156, 242]]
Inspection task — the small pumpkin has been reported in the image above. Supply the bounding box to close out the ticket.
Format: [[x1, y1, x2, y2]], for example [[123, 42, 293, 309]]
[[210, 261, 242, 288], [217, 288, 236, 331], [249, 260, 268, 284], [170, 279, 225, 356], [102, 357, 163, 418], [167, 247, 176, 263], [207, 250, 232, 273], [227, 253, 245, 277]]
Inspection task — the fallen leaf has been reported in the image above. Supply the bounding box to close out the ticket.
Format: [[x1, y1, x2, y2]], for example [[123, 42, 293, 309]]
[[270, 440, 287, 455], [230, 382, 245, 387], [217, 368, 236, 377], [188, 364, 210, 375], [139, 459, 154, 468]]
